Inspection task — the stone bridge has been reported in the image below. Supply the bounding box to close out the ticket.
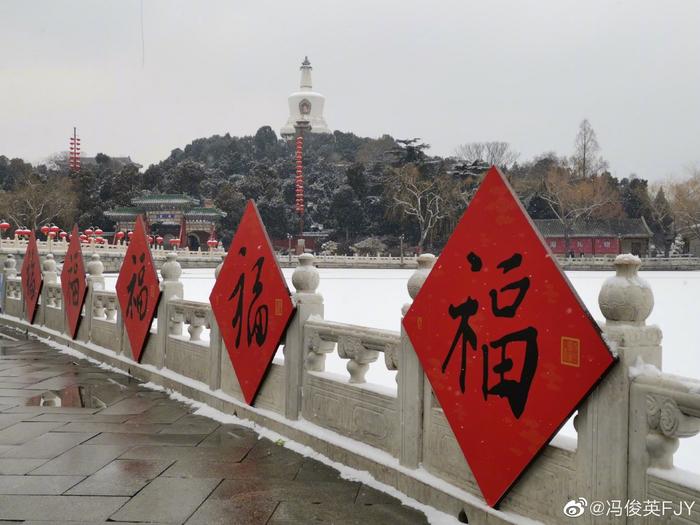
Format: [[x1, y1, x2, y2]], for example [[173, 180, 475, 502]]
[[0, 250, 698, 524]]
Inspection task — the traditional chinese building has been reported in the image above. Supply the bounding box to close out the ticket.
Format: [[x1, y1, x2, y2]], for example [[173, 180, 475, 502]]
[[534, 218, 653, 256], [280, 57, 331, 138], [105, 194, 226, 250]]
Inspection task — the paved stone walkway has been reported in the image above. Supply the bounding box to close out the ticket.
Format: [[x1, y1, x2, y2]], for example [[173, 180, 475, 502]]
[[0, 334, 429, 524]]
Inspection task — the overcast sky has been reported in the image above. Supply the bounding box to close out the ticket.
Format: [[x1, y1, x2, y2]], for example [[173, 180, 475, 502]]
[[1, 0, 698, 180]]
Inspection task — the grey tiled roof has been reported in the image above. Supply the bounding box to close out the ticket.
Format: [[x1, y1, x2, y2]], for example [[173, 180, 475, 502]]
[[533, 218, 652, 238]]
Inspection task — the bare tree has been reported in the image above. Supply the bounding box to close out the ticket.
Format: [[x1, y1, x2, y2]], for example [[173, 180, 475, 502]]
[[668, 165, 700, 245], [454, 141, 519, 169], [386, 164, 451, 252], [571, 119, 608, 178], [540, 167, 617, 254], [0, 174, 77, 231]]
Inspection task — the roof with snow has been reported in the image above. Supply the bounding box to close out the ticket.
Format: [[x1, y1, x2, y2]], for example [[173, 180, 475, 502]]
[[534, 218, 652, 238]]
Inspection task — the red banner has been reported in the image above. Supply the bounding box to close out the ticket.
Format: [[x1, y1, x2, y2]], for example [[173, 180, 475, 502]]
[[403, 166, 616, 507], [210, 200, 295, 404], [21, 230, 42, 323], [116, 215, 161, 362], [61, 225, 87, 338]]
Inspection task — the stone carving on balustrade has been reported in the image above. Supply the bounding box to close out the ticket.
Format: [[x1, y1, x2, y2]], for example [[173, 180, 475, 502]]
[[3, 254, 17, 279], [169, 306, 184, 337], [403, 253, 435, 315], [304, 331, 334, 372], [598, 253, 661, 354], [384, 341, 398, 372], [599, 254, 653, 326], [86, 253, 105, 290], [168, 301, 210, 343], [42, 253, 58, 284], [646, 394, 700, 469], [92, 294, 104, 319], [337, 335, 378, 384], [187, 311, 207, 342], [292, 253, 320, 294], [162, 252, 182, 283]]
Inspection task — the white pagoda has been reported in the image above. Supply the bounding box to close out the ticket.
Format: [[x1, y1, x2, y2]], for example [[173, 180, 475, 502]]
[[280, 57, 331, 138]]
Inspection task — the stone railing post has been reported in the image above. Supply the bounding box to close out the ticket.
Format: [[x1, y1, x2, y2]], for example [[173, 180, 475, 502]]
[[399, 253, 434, 468], [1, 254, 17, 313], [83, 253, 105, 341], [575, 254, 661, 524], [208, 256, 224, 390], [157, 252, 183, 370], [284, 253, 323, 420], [39, 253, 58, 326]]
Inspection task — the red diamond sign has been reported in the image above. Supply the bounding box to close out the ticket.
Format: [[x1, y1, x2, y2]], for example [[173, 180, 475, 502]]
[[116, 215, 161, 362], [21, 230, 42, 323], [403, 166, 616, 507], [61, 225, 87, 338], [210, 200, 295, 405]]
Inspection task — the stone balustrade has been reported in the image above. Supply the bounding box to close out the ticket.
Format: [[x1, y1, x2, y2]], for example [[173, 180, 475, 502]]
[[1, 250, 699, 524]]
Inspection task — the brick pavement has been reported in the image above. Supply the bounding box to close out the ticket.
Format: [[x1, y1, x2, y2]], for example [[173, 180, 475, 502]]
[[0, 335, 429, 524]]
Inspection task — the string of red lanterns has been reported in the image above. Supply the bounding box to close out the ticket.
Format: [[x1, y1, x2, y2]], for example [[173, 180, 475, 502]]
[[3, 221, 190, 252], [295, 136, 304, 218]]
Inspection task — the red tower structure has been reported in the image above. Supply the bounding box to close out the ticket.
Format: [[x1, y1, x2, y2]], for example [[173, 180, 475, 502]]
[[293, 119, 311, 236], [294, 135, 304, 233], [68, 127, 81, 172]]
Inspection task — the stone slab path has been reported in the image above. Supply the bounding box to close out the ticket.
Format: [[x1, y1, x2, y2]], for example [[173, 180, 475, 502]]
[[0, 334, 429, 524]]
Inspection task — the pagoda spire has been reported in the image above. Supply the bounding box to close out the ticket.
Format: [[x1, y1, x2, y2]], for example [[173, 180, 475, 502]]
[[300, 56, 312, 90]]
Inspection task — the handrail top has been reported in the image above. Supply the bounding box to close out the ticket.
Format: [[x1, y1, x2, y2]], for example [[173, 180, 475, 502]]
[[306, 315, 400, 341]]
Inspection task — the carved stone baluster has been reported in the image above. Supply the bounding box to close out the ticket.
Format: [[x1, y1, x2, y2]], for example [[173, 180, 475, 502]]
[[338, 335, 378, 384], [4, 254, 17, 280], [157, 252, 183, 369], [82, 253, 105, 341], [4, 254, 18, 309], [400, 253, 434, 468], [42, 253, 58, 284], [54, 286, 62, 309], [285, 253, 324, 419], [86, 254, 105, 290], [208, 257, 225, 390], [93, 295, 105, 319], [188, 310, 206, 341], [105, 296, 117, 321], [305, 331, 335, 372], [42, 254, 58, 307], [575, 254, 662, 519], [169, 306, 184, 337]]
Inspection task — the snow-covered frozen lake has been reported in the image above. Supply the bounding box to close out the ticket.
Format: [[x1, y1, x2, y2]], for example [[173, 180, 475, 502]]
[[104, 268, 700, 472]]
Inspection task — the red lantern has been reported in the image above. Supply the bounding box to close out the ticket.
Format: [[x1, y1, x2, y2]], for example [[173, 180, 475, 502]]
[[147, 235, 154, 244], [79, 234, 88, 241], [0, 221, 10, 231], [59, 231, 68, 240], [115, 231, 125, 240], [49, 225, 59, 234], [169, 238, 180, 247], [95, 228, 103, 236], [40, 225, 50, 236], [207, 239, 218, 248], [84, 228, 94, 236], [156, 236, 164, 245], [48, 231, 56, 239], [127, 231, 134, 240]]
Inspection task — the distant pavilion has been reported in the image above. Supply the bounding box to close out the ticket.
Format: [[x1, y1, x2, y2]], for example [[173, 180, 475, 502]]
[[105, 194, 226, 250]]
